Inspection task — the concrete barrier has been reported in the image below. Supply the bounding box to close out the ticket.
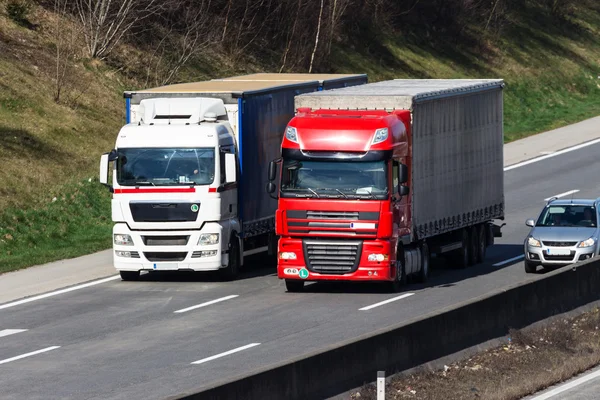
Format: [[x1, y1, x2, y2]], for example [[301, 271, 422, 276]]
[[170, 257, 600, 400]]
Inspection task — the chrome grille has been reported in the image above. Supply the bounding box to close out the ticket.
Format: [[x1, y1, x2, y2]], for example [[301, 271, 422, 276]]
[[304, 240, 362, 274]]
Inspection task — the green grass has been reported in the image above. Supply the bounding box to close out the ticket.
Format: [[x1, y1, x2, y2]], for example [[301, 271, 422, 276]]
[[0, 178, 112, 273], [0, 0, 599, 274]]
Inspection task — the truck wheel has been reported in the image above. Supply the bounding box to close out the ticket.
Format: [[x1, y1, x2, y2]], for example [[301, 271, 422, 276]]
[[220, 235, 240, 281], [388, 249, 407, 293], [119, 271, 140, 281], [285, 279, 304, 292], [476, 224, 487, 264], [450, 229, 469, 269], [524, 260, 537, 273], [415, 242, 430, 283], [468, 227, 478, 266]]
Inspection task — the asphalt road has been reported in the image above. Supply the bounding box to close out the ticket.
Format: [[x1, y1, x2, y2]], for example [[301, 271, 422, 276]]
[[1, 141, 600, 400], [525, 365, 600, 400]]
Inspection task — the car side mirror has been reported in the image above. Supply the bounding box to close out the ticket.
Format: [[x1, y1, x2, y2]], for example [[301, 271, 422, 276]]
[[225, 153, 237, 184], [399, 185, 409, 196], [526, 219, 535, 227]]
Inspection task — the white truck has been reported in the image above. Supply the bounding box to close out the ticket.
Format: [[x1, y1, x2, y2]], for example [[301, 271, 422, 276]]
[[99, 73, 368, 280]]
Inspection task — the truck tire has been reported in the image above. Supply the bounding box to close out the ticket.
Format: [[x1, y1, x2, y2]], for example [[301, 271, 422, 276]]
[[285, 279, 304, 292], [388, 248, 407, 293], [119, 271, 140, 281], [476, 224, 487, 264], [450, 229, 469, 269], [220, 235, 240, 281], [524, 260, 537, 273], [468, 227, 478, 266], [415, 242, 430, 283]]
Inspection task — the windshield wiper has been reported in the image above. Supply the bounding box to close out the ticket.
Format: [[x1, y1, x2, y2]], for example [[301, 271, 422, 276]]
[[334, 188, 348, 199], [133, 181, 155, 187], [306, 187, 320, 198]]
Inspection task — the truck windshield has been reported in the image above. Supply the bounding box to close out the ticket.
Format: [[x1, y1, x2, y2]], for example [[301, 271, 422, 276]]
[[280, 159, 388, 199], [116, 148, 215, 186], [536, 205, 597, 227]]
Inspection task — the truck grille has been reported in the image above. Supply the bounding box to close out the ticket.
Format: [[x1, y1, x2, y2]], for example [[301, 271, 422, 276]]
[[143, 252, 187, 262], [141, 235, 189, 246], [130, 202, 199, 222], [542, 241, 577, 247], [307, 211, 359, 220], [303, 240, 362, 274]]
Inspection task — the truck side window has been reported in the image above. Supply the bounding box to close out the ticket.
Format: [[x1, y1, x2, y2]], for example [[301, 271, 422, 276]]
[[393, 161, 399, 193]]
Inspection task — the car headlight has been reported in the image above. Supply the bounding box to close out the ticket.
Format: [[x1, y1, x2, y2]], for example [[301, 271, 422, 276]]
[[285, 126, 298, 143], [198, 233, 219, 246], [527, 236, 541, 247], [114, 234, 133, 246], [578, 237, 596, 248], [372, 128, 389, 144]]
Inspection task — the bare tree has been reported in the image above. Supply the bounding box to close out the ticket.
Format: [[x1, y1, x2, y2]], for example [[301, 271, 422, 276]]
[[309, 0, 325, 72], [75, 0, 162, 59], [53, 0, 79, 103]]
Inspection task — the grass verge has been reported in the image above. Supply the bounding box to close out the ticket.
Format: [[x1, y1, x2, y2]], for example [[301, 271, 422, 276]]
[[352, 307, 600, 400], [0, 178, 112, 274]]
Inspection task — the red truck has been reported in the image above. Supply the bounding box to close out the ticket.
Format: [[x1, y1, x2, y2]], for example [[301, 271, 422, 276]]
[[266, 79, 505, 292]]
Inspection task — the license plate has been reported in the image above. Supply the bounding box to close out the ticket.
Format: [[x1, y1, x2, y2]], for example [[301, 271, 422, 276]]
[[546, 248, 570, 256], [151, 263, 178, 270]]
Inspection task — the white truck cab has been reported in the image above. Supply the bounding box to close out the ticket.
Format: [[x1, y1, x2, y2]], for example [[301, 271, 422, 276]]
[[100, 97, 241, 280]]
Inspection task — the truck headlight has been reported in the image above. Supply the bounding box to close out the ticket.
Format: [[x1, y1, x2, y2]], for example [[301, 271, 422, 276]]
[[285, 126, 298, 143], [578, 237, 596, 248], [198, 233, 219, 246], [368, 254, 388, 262], [372, 128, 388, 144], [527, 236, 541, 247], [114, 234, 133, 246], [279, 252, 297, 260]]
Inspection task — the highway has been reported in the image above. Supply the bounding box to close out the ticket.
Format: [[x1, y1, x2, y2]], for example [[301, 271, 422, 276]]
[[1, 140, 600, 400]]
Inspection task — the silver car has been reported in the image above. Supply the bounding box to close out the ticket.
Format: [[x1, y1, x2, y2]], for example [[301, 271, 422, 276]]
[[523, 198, 600, 273]]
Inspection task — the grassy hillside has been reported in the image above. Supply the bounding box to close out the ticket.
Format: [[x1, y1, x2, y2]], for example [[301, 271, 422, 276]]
[[0, 0, 599, 273]]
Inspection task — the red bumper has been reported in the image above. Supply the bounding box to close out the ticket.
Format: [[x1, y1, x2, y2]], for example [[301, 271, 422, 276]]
[[277, 238, 395, 282]]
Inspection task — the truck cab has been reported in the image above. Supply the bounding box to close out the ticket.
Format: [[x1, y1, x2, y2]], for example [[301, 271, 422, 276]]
[[100, 97, 241, 281]]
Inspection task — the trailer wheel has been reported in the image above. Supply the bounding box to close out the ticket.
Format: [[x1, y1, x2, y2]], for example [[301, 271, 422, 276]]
[[476, 224, 487, 264], [285, 279, 304, 292], [415, 242, 430, 283], [119, 271, 140, 281], [220, 234, 240, 281], [468, 227, 478, 266], [450, 229, 469, 269]]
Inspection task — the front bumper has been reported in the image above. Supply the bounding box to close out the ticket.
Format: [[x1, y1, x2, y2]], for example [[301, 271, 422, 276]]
[[524, 243, 596, 266], [112, 223, 226, 272], [277, 238, 394, 282]]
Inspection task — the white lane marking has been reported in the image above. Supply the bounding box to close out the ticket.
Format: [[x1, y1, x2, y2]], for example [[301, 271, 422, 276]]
[[0, 275, 120, 311], [191, 343, 261, 365], [359, 293, 415, 311], [540, 151, 555, 155], [493, 255, 524, 267], [174, 295, 239, 314], [544, 189, 579, 201], [0, 329, 27, 338], [243, 246, 269, 256], [504, 138, 600, 171], [529, 366, 600, 399], [0, 346, 60, 365]]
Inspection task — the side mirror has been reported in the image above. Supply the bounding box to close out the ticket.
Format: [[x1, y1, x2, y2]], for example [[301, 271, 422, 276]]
[[268, 160, 278, 182], [225, 153, 237, 184], [526, 219, 535, 227], [399, 163, 408, 184], [99, 153, 110, 185], [266, 182, 276, 194], [399, 185, 409, 196]]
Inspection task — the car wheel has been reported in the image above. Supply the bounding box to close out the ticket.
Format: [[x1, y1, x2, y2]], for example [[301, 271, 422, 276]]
[[524, 260, 537, 273]]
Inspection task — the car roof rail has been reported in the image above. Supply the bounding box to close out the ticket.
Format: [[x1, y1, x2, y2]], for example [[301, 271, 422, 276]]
[[546, 196, 558, 205]]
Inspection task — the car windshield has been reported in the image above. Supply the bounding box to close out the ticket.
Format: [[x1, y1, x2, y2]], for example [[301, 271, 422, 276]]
[[280, 159, 388, 199], [116, 148, 215, 186], [536, 205, 597, 227]]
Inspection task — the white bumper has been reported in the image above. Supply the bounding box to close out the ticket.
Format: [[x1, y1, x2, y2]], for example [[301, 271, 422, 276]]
[[112, 222, 228, 272]]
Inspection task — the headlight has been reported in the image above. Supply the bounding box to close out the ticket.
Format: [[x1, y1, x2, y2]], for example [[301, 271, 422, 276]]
[[368, 254, 388, 262], [372, 128, 389, 144], [285, 126, 298, 143], [527, 236, 541, 247], [279, 252, 297, 260], [114, 234, 133, 246], [198, 233, 219, 246], [578, 237, 596, 248]]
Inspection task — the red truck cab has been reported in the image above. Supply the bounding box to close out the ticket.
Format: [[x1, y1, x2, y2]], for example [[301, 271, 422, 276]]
[[267, 108, 413, 292]]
